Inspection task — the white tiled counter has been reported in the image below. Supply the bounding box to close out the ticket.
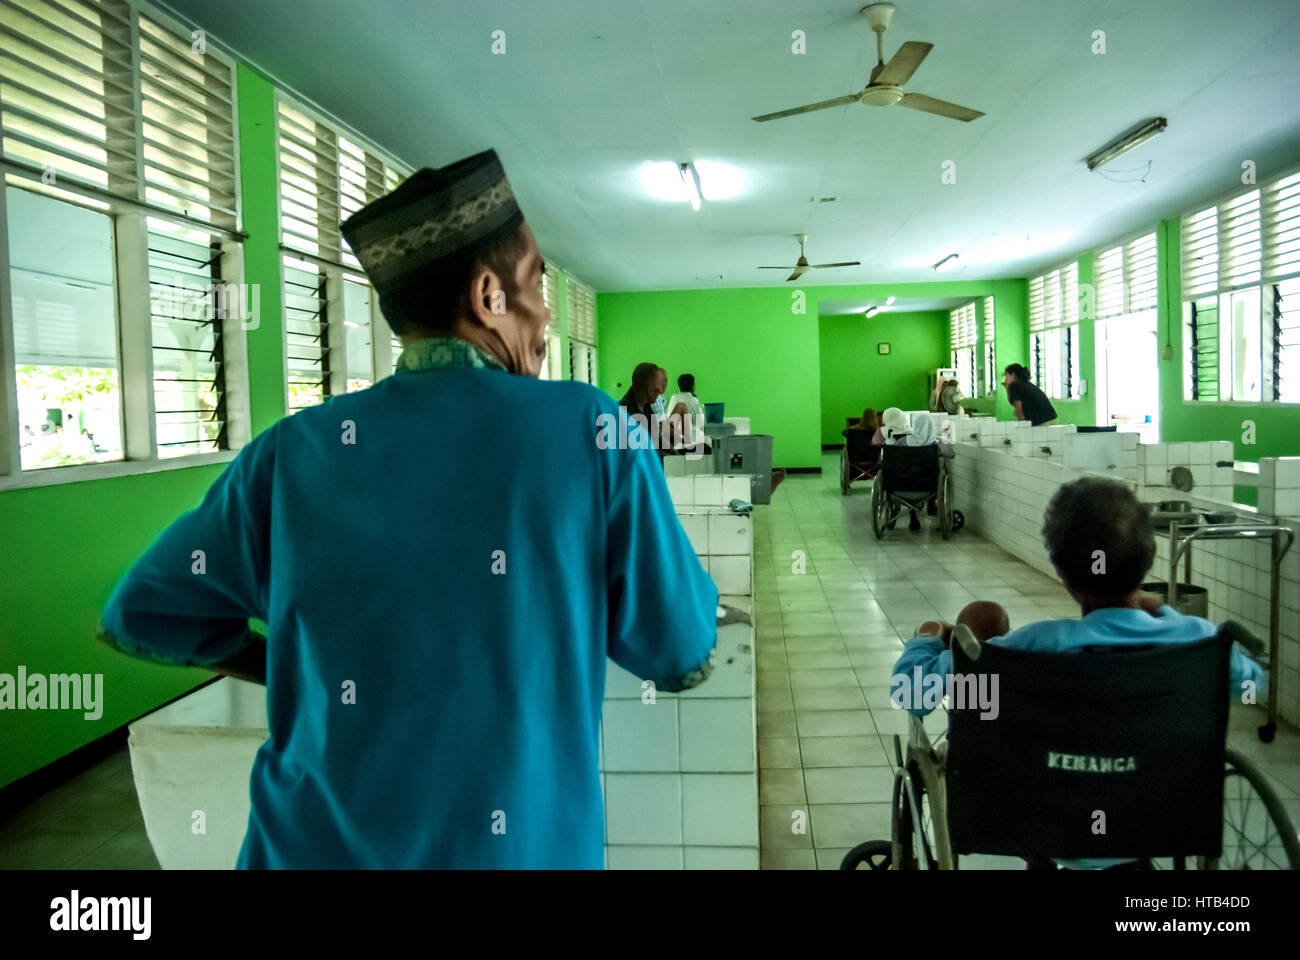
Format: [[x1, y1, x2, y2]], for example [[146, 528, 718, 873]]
[[600, 496, 760, 869], [944, 416, 1300, 728]]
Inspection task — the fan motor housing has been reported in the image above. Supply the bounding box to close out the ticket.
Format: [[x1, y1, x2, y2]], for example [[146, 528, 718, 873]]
[[860, 85, 903, 107]]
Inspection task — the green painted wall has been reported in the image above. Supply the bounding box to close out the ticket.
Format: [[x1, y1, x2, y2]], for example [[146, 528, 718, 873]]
[[236, 65, 287, 432], [817, 310, 947, 445], [597, 279, 1027, 469], [0, 468, 225, 788]]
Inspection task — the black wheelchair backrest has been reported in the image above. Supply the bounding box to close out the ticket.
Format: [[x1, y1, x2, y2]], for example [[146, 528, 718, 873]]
[[945, 629, 1232, 860], [879, 442, 940, 492], [843, 429, 878, 462]]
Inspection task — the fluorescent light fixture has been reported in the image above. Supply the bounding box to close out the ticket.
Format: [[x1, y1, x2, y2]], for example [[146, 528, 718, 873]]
[[1085, 117, 1167, 171], [679, 162, 702, 211], [639, 160, 742, 204], [864, 306, 879, 318], [344, 320, 360, 328], [885, 295, 897, 305], [933, 253, 959, 272]]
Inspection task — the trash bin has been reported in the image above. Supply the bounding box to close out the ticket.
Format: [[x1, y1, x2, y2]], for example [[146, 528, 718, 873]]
[[712, 434, 774, 504], [1139, 581, 1209, 619]]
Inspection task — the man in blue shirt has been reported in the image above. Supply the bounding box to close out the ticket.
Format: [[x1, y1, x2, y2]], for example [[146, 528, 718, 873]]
[[99, 150, 718, 869], [892, 476, 1263, 868]]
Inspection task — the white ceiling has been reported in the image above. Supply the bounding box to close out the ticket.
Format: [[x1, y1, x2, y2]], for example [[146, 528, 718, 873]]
[[165, 0, 1300, 292]]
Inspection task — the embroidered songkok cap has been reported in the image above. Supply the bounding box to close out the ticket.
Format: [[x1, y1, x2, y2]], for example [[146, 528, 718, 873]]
[[341, 149, 523, 296]]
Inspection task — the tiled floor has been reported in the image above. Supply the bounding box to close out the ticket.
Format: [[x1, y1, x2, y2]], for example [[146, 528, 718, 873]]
[[1, 452, 1296, 869], [0, 749, 158, 869], [755, 452, 1300, 869]]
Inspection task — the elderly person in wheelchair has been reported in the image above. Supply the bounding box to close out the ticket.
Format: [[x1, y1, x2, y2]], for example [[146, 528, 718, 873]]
[[843, 477, 1296, 871]]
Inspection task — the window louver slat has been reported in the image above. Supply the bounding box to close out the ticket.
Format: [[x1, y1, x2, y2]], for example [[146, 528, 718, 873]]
[[1263, 172, 1300, 285], [0, 0, 138, 197]]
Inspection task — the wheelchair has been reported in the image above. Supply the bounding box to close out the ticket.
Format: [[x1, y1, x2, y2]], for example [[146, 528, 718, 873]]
[[870, 444, 960, 540], [842, 621, 1300, 870], [840, 426, 880, 495]]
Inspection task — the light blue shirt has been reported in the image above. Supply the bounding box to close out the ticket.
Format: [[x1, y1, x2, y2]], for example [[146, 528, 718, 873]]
[[891, 605, 1263, 870], [100, 338, 718, 868]]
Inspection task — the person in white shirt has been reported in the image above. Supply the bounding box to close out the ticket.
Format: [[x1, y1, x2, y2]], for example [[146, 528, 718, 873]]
[[665, 373, 707, 454]]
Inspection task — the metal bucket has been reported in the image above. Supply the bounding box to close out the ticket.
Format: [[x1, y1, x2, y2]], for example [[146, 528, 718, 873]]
[[1140, 581, 1209, 619]]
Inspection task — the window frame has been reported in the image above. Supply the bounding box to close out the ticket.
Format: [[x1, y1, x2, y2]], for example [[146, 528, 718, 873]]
[[0, 0, 253, 488], [1028, 261, 1081, 401], [1178, 165, 1300, 406]]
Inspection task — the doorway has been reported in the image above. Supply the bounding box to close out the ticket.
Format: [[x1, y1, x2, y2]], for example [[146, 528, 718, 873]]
[[1095, 311, 1159, 443]]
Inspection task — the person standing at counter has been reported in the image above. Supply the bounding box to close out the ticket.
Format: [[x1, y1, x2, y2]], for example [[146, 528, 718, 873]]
[[1003, 363, 1057, 426], [97, 149, 718, 870]]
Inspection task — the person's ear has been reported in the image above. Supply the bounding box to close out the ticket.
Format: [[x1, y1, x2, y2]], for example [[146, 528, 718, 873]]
[[467, 264, 507, 330]]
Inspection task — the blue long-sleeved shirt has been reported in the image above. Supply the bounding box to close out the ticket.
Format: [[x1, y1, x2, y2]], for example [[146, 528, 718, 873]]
[[100, 339, 718, 869]]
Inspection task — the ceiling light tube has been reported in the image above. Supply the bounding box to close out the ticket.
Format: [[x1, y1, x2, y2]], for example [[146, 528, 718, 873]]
[[1085, 117, 1167, 171], [933, 253, 959, 272], [679, 162, 702, 210]]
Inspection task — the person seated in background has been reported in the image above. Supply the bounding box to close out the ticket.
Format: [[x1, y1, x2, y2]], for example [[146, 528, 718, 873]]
[[885, 411, 950, 529], [1003, 363, 1058, 426], [881, 407, 910, 443], [664, 372, 709, 455], [891, 477, 1264, 869], [650, 366, 669, 420], [619, 361, 665, 443]]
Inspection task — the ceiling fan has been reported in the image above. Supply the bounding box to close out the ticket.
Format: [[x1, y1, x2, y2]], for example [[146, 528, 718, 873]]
[[752, 3, 984, 124], [759, 234, 860, 282]]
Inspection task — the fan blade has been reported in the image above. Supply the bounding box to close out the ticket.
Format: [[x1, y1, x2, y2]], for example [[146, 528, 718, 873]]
[[898, 92, 984, 122], [875, 41, 933, 86], [787, 266, 809, 282], [752, 94, 860, 122], [758, 266, 792, 269], [811, 262, 861, 269]]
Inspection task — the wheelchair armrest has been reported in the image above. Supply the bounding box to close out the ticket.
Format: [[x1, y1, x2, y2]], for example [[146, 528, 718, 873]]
[[1220, 620, 1265, 659]]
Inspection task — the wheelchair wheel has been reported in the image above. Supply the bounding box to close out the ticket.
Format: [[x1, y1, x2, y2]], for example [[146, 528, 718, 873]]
[[1200, 748, 1300, 869], [871, 478, 889, 539], [840, 448, 850, 495], [937, 468, 954, 540], [840, 840, 892, 870]]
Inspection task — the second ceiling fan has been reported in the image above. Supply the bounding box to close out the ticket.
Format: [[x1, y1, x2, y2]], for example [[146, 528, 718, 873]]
[[759, 234, 859, 282], [752, 3, 984, 124]]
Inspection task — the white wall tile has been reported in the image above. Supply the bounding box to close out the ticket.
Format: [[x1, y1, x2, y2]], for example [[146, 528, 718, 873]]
[[679, 513, 709, 554], [681, 773, 758, 846], [695, 476, 723, 506], [602, 700, 680, 772], [710, 555, 751, 595], [722, 475, 750, 503], [679, 700, 755, 772], [607, 846, 683, 870], [604, 774, 682, 844], [708, 514, 752, 555], [683, 846, 759, 870], [666, 477, 693, 506]]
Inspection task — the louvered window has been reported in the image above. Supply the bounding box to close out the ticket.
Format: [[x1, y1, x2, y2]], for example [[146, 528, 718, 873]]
[[982, 296, 995, 395], [1, 0, 246, 480], [148, 221, 226, 456], [1097, 232, 1158, 319], [1028, 261, 1080, 399], [1181, 167, 1300, 403], [948, 302, 976, 397], [276, 95, 410, 407], [282, 253, 329, 413]]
